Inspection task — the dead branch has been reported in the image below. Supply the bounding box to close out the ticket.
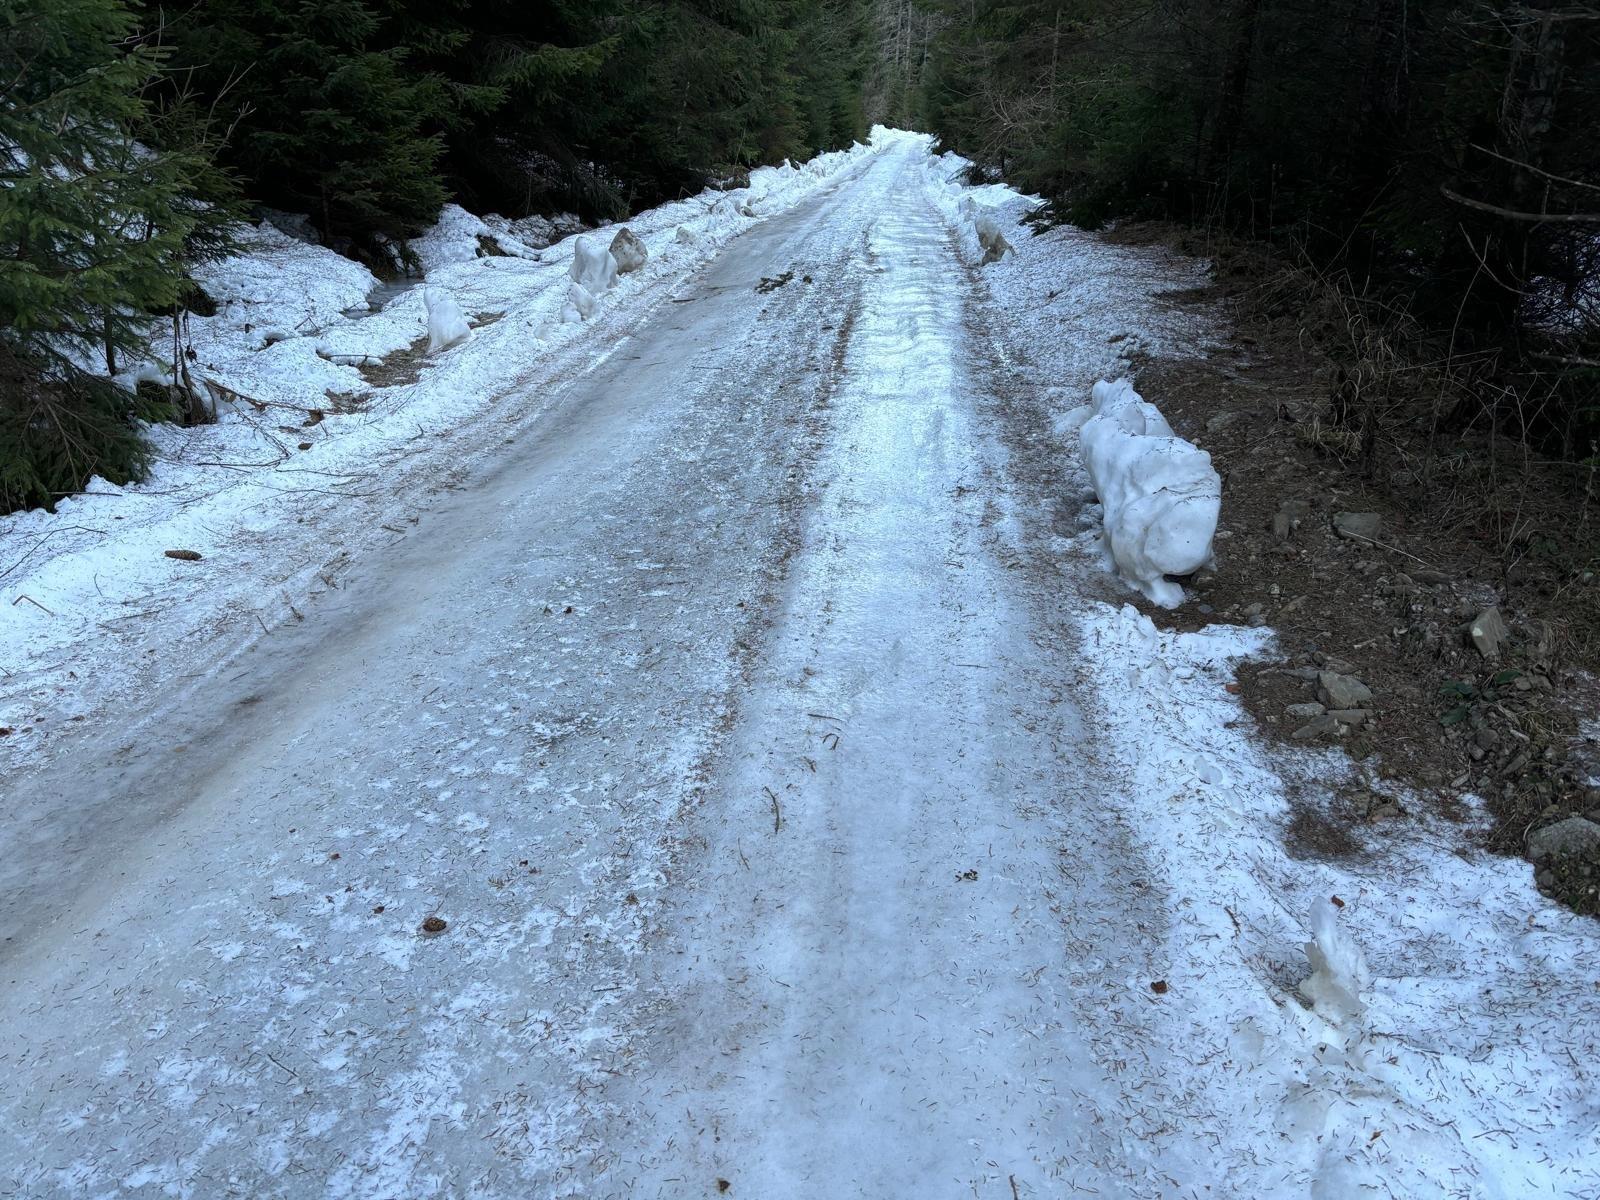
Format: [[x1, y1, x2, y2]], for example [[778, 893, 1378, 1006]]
[[1440, 185, 1600, 225]]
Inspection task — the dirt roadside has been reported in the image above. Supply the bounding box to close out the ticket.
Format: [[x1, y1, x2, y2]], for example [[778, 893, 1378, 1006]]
[[1105, 225, 1600, 915]]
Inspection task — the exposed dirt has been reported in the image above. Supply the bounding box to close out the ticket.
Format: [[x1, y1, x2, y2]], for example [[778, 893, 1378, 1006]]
[[1113, 228, 1600, 914], [358, 332, 429, 388]]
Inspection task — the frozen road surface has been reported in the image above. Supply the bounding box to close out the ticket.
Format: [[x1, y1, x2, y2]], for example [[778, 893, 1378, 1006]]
[[4, 136, 1597, 1200]]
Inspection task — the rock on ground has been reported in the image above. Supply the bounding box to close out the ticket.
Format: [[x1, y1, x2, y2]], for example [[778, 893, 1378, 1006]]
[[611, 227, 648, 274], [1528, 816, 1600, 861], [1333, 511, 1382, 540], [1317, 670, 1372, 710]]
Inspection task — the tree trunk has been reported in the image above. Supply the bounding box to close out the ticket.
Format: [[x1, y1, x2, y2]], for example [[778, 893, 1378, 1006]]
[[1207, 0, 1263, 180]]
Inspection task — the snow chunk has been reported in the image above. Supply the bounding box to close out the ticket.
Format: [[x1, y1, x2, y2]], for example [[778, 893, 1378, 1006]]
[[568, 235, 618, 299], [561, 282, 597, 324], [424, 288, 470, 353], [1065, 378, 1220, 607], [973, 209, 1012, 263], [1298, 899, 1370, 1022]]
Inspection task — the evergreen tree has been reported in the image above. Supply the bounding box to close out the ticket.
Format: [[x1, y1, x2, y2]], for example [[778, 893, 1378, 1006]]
[[151, 0, 449, 262], [381, 0, 632, 217], [1, 0, 217, 513]]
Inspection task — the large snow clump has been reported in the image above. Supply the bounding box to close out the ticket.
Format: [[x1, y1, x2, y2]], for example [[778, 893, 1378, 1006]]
[[424, 287, 470, 353], [564, 234, 620, 323], [1061, 378, 1220, 607]]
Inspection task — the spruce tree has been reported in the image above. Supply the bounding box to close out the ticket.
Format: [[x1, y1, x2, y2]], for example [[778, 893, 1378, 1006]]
[[0, 0, 212, 513], [381, 0, 629, 217], [153, 0, 448, 261]]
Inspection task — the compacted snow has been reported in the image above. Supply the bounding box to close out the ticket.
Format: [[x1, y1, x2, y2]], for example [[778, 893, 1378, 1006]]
[[1, 133, 1596, 1199]]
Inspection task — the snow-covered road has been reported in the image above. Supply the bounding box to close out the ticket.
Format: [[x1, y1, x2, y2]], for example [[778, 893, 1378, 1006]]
[[604, 176, 1144, 1196], [4, 137, 1597, 1200]]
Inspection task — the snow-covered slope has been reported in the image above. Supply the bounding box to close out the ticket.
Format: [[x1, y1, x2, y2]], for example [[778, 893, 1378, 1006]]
[[0, 133, 903, 768]]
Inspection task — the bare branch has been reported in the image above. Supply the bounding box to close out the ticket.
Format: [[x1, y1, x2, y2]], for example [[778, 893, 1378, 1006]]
[[1440, 185, 1600, 225]]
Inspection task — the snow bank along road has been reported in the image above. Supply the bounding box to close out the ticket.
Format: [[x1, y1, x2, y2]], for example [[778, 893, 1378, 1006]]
[[4, 136, 1598, 1198]]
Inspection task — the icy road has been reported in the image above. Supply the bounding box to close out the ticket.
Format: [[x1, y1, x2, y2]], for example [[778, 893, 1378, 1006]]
[[3, 136, 1597, 1199]]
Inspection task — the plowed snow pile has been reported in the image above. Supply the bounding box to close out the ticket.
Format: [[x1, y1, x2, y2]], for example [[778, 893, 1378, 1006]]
[[1060, 377, 1220, 606]]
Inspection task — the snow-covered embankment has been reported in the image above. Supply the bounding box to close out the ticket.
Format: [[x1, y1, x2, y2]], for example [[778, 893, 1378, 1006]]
[[0, 132, 910, 763]]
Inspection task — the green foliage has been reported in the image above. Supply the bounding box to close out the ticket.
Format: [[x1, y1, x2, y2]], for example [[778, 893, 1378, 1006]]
[[142, 0, 873, 237], [1, 0, 225, 513], [0, 350, 157, 513], [1, 0, 874, 516], [143, 0, 448, 262]]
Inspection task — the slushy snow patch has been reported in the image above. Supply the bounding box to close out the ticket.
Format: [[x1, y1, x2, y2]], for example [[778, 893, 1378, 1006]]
[[1062, 378, 1220, 606], [1081, 602, 1600, 1198], [409, 203, 540, 273], [423, 288, 470, 353]]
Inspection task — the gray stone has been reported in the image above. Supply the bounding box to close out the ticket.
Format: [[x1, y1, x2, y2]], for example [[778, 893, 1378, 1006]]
[[1526, 816, 1600, 861], [1280, 499, 1313, 523], [1291, 714, 1342, 741], [1317, 671, 1372, 709], [1271, 511, 1293, 542], [1469, 606, 1509, 659], [609, 227, 648, 274], [1274, 666, 1322, 681], [1327, 708, 1369, 727], [1206, 411, 1242, 433], [1333, 512, 1383, 541], [1285, 702, 1326, 719]]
